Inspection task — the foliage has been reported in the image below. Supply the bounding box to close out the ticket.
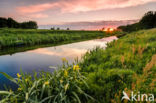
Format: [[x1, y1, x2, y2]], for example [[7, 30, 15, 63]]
[[140, 11, 156, 29], [0, 28, 156, 102], [0, 28, 121, 49], [0, 62, 93, 103], [0, 17, 8, 28], [118, 11, 156, 32], [0, 17, 38, 29], [79, 28, 156, 102], [20, 21, 38, 29]]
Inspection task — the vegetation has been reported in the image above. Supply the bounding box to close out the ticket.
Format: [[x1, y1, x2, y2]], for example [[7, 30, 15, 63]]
[[0, 28, 156, 102], [0, 11, 155, 103], [118, 11, 156, 32], [0, 63, 93, 103], [79, 28, 156, 102], [0, 17, 37, 29], [51, 27, 70, 30], [0, 28, 123, 49]]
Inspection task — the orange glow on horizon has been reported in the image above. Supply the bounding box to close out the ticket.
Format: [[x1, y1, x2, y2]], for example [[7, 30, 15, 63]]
[[109, 28, 114, 31], [103, 28, 115, 32]]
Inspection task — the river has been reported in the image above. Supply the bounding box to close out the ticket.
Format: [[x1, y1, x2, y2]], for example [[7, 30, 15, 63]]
[[0, 36, 117, 90]]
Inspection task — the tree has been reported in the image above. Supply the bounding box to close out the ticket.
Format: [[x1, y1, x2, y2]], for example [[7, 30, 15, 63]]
[[7, 18, 19, 28], [153, 11, 156, 28], [51, 27, 55, 30], [57, 27, 60, 30], [67, 28, 70, 30], [101, 27, 105, 31], [0, 17, 38, 29], [118, 11, 156, 32], [139, 11, 155, 29], [20, 21, 38, 29], [26, 21, 38, 29], [0, 17, 7, 28]]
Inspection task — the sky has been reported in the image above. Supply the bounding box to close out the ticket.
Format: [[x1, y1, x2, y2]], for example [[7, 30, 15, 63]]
[[0, 0, 156, 29]]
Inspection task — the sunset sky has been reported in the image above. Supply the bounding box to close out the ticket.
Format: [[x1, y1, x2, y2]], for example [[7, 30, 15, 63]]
[[0, 0, 156, 29]]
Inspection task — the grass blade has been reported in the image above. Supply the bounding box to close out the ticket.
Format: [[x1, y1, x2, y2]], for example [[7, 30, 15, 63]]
[[0, 91, 10, 95], [72, 92, 81, 103], [0, 72, 17, 84]]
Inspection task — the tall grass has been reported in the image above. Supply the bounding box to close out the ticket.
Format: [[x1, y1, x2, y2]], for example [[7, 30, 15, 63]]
[[79, 28, 156, 102], [0, 61, 94, 103], [0, 28, 123, 49], [0, 28, 156, 102]]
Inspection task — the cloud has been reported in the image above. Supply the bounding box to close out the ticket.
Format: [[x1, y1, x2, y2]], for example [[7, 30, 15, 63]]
[[16, 0, 156, 14], [60, 0, 156, 12], [29, 13, 49, 18], [17, 3, 57, 13], [16, 3, 54, 18]]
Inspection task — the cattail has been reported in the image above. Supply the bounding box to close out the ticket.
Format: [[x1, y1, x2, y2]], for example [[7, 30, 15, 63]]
[[138, 45, 145, 58], [150, 79, 156, 89], [121, 55, 125, 67], [119, 42, 122, 50], [115, 40, 117, 47], [143, 54, 156, 75], [132, 83, 136, 90], [132, 55, 156, 92], [132, 44, 136, 54]]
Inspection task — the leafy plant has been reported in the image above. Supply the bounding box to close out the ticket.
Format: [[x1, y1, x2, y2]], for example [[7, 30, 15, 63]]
[[0, 62, 93, 103]]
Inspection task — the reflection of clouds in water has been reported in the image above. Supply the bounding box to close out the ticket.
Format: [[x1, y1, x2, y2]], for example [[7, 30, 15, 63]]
[[94, 36, 118, 42], [28, 48, 87, 59], [27, 36, 117, 59], [0, 36, 118, 90]]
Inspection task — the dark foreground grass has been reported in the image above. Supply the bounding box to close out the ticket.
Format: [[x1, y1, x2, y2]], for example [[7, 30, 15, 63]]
[[0, 29, 156, 103]]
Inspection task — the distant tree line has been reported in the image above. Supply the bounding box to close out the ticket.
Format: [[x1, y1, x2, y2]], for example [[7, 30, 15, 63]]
[[0, 17, 38, 29], [51, 27, 70, 30], [118, 11, 156, 32]]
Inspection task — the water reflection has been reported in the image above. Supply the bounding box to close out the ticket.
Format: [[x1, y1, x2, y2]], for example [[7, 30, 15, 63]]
[[28, 48, 87, 59], [0, 36, 117, 90]]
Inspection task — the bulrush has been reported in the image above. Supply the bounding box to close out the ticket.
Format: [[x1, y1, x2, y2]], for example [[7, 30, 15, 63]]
[[137, 45, 145, 58], [121, 55, 125, 67], [132, 44, 136, 54]]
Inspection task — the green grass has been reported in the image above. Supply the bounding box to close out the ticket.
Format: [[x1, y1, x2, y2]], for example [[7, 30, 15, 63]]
[[0, 28, 123, 49], [79, 28, 156, 102], [0, 28, 156, 102], [0, 61, 94, 103]]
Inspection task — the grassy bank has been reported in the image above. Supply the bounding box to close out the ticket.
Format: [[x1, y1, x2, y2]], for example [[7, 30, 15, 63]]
[[80, 28, 156, 102], [0, 37, 105, 56], [0, 28, 156, 102], [0, 28, 123, 49]]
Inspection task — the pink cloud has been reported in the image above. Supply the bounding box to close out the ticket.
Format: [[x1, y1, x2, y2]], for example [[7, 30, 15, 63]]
[[17, 0, 156, 14], [17, 3, 57, 13], [29, 13, 49, 18], [28, 48, 86, 58], [60, 0, 156, 12]]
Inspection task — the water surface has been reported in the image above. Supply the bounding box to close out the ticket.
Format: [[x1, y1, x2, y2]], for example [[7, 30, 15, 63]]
[[0, 36, 117, 90]]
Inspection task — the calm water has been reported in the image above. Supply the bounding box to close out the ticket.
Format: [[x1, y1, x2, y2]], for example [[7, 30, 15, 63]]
[[0, 36, 117, 90]]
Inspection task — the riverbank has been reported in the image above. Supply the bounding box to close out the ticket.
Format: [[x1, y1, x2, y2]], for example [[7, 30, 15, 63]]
[[0, 37, 110, 56], [80, 28, 156, 102], [0, 28, 123, 49], [1, 28, 155, 102], [0, 36, 117, 91]]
